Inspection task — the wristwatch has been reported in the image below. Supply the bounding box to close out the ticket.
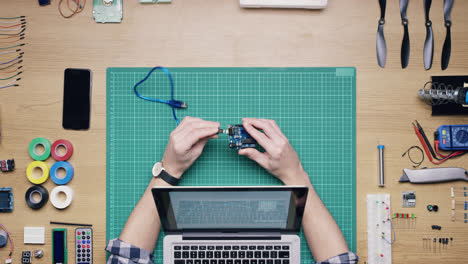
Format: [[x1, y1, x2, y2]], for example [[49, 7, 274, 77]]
[[152, 162, 180, 186]]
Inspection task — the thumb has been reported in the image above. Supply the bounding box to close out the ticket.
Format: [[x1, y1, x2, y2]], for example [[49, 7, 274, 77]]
[[238, 148, 268, 169]]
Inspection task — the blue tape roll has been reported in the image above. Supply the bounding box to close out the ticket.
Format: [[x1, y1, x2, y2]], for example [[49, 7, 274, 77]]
[[50, 161, 74, 185]]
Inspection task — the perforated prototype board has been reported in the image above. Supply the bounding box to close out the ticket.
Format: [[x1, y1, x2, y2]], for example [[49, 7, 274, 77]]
[[367, 194, 392, 264], [106, 67, 356, 263]]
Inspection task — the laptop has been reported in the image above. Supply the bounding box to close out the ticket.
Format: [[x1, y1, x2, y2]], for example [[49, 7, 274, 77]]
[[152, 186, 309, 264], [239, 0, 327, 9]]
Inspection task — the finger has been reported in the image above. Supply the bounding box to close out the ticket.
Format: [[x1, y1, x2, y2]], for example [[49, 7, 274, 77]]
[[238, 148, 269, 169], [242, 118, 281, 140], [242, 120, 274, 152], [181, 116, 220, 129], [191, 137, 211, 157], [265, 119, 289, 141], [178, 120, 220, 140], [185, 127, 220, 147]]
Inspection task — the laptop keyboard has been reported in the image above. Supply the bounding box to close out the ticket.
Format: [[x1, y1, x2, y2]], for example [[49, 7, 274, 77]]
[[173, 244, 291, 264]]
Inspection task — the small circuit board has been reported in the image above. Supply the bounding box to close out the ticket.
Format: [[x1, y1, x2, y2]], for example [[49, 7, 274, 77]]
[[220, 125, 257, 150], [402, 191, 416, 208]]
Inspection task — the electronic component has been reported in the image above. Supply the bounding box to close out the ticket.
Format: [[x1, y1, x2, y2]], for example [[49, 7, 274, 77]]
[[0, 229, 6, 248], [437, 125, 468, 151], [24, 227, 45, 244], [21, 251, 31, 264], [392, 213, 416, 219], [0, 159, 14, 172], [402, 191, 416, 207], [93, 0, 123, 23], [52, 228, 67, 264], [38, 0, 50, 5], [427, 204, 439, 212], [431, 225, 442, 230], [221, 125, 257, 150], [75, 228, 93, 264], [33, 249, 43, 258], [0, 188, 13, 212], [367, 194, 392, 264]]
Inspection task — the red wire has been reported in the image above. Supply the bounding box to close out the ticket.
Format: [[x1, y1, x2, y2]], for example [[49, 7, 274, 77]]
[[435, 141, 450, 158], [0, 38, 22, 43], [0, 23, 23, 29], [431, 151, 465, 165]]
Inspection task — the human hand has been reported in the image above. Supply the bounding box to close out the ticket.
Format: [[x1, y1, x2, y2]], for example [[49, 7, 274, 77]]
[[239, 118, 309, 185], [162, 116, 220, 179]]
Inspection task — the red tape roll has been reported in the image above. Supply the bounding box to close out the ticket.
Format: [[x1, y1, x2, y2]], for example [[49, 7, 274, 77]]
[[51, 139, 74, 161]]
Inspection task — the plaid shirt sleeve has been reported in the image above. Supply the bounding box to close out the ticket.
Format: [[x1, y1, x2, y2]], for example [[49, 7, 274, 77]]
[[106, 239, 154, 264], [315, 252, 359, 264]]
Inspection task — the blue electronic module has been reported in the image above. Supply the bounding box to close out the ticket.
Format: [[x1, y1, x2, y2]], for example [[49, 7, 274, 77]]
[[0, 187, 13, 212], [221, 124, 257, 150]]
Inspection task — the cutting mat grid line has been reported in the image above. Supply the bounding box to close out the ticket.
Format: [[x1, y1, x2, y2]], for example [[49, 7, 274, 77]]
[[106, 67, 356, 263]]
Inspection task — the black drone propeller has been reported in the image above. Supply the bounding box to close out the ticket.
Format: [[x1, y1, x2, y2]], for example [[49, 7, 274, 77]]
[[441, 0, 454, 70], [376, 0, 387, 68], [423, 0, 434, 70], [400, 0, 410, 68]]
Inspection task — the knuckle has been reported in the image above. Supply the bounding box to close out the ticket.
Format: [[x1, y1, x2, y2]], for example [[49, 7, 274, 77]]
[[169, 131, 177, 140]]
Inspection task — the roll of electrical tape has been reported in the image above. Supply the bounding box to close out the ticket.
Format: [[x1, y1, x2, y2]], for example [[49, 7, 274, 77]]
[[51, 139, 73, 161], [25, 185, 49, 210], [28, 137, 51, 161], [50, 186, 73, 209], [50, 161, 74, 185], [26, 161, 50, 185]]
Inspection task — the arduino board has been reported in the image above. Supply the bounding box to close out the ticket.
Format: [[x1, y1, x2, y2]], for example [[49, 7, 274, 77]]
[[220, 125, 257, 150]]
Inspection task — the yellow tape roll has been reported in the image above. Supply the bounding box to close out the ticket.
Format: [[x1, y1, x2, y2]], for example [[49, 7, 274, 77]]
[[26, 161, 50, 185]]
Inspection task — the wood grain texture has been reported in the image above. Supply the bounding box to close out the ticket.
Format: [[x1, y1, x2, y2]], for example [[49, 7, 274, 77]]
[[1, 0, 467, 263]]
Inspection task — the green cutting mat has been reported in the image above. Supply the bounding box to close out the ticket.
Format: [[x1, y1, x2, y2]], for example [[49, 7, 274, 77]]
[[106, 67, 356, 263]]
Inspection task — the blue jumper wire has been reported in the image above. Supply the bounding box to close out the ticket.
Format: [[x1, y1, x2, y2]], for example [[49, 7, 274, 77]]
[[133, 67, 186, 125]]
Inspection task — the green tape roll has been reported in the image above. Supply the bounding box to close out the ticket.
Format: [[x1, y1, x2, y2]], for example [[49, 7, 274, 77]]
[[28, 137, 51, 161]]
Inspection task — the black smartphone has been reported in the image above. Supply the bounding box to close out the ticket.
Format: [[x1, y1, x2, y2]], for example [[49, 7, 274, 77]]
[[63, 68, 91, 130]]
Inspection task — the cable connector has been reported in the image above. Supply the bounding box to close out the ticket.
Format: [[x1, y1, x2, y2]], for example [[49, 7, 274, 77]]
[[5, 258, 12, 264], [169, 100, 187, 109]]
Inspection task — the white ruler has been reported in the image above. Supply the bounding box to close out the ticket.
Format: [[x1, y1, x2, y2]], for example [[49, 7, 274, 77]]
[[367, 194, 392, 264]]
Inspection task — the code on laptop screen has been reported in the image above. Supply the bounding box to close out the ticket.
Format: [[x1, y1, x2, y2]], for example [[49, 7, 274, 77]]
[[170, 191, 291, 229]]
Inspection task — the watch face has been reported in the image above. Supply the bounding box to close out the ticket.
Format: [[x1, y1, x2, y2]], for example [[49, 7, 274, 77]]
[[152, 162, 163, 177]]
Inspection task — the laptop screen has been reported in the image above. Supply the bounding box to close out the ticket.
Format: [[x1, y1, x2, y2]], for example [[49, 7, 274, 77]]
[[152, 186, 308, 233]]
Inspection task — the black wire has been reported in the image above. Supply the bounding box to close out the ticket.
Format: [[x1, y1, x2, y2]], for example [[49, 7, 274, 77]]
[[402, 145, 425, 168], [414, 120, 444, 160]]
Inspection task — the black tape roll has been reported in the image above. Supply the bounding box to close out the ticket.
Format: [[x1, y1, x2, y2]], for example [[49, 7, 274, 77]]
[[25, 185, 49, 210]]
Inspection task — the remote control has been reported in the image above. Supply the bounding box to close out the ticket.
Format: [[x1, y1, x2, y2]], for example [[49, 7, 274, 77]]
[[75, 228, 93, 264]]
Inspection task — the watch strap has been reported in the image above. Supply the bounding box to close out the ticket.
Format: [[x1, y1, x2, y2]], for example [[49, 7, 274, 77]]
[[159, 170, 180, 186]]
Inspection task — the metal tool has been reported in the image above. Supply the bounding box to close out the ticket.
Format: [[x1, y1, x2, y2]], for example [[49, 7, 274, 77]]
[[423, 0, 434, 70], [400, 0, 410, 68], [418, 82, 468, 106], [399, 167, 468, 184], [441, 0, 454, 70], [377, 0, 387, 68], [378, 145, 385, 186]]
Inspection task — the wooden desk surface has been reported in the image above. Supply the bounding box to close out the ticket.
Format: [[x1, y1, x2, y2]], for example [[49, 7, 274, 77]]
[[1, 0, 467, 263]]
